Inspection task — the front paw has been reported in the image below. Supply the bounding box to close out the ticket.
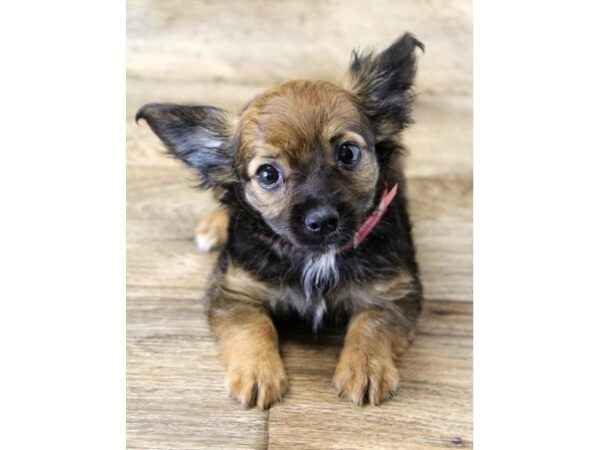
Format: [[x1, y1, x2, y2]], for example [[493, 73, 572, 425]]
[[333, 346, 400, 406], [225, 352, 288, 410]]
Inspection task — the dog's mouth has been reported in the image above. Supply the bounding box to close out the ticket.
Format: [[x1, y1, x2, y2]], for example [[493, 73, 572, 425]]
[[256, 230, 350, 255], [256, 232, 297, 254]]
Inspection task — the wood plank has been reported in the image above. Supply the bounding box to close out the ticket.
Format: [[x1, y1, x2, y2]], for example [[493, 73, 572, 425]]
[[404, 95, 473, 178], [127, 0, 471, 96], [127, 239, 215, 293], [414, 221, 473, 302]]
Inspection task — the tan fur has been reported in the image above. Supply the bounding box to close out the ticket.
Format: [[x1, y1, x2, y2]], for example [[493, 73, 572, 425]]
[[333, 309, 410, 406], [332, 270, 418, 312], [194, 206, 229, 252], [207, 265, 287, 409], [332, 272, 418, 406], [211, 309, 288, 409], [219, 265, 279, 306]]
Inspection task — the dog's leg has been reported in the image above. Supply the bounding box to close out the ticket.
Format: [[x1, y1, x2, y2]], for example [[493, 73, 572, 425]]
[[194, 206, 229, 252], [207, 268, 287, 409], [333, 274, 421, 406]]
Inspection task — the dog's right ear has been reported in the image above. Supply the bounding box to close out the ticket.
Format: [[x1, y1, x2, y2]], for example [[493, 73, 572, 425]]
[[136, 103, 237, 188]]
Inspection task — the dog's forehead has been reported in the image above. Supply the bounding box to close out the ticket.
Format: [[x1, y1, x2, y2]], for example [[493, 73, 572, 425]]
[[239, 81, 365, 163]]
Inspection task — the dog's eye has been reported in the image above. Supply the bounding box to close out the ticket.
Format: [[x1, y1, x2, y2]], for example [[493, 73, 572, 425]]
[[337, 142, 361, 167], [256, 164, 282, 189]]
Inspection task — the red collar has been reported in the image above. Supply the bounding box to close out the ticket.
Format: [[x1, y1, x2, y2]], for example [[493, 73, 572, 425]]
[[340, 183, 398, 252]]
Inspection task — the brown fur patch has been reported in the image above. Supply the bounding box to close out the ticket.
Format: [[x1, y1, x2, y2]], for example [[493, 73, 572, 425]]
[[213, 309, 288, 409], [332, 309, 410, 406], [207, 266, 287, 409]]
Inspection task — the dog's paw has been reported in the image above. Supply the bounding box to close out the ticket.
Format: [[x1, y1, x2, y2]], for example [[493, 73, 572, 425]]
[[225, 352, 288, 410], [194, 207, 229, 252], [333, 345, 400, 406]]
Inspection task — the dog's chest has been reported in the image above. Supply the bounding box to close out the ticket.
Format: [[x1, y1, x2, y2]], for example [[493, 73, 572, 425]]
[[300, 251, 339, 296], [273, 251, 342, 329]]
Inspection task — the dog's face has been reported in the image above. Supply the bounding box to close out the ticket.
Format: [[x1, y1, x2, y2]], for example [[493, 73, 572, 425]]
[[236, 81, 378, 249], [137, 34, 423, 252]]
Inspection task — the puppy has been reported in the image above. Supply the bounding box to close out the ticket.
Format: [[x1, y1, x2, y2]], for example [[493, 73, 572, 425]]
[[136, 33, 424, 409]]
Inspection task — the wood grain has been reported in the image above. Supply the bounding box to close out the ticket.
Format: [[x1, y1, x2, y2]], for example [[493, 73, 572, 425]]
[[127, 0, 472, 96], [127, 0, 472, 448]]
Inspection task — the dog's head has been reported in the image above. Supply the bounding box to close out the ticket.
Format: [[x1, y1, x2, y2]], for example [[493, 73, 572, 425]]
[[137, 34, 423, 252]]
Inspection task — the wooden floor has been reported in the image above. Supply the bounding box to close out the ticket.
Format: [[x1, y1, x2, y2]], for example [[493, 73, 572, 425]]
[[127, 1, 472, 448]]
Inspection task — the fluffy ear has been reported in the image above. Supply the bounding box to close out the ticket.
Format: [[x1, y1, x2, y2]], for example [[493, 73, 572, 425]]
[[347, 33, 424, 139], [136, 103, 237, 188]]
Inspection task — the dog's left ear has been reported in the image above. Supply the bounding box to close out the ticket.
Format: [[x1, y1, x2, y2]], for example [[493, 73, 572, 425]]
[[136, 103, 237, 189], [347, 33, 424, 140]]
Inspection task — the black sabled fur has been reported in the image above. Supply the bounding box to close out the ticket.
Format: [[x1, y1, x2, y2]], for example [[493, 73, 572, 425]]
[[349, 33, 424, 136], [135, 103, 236, 188]]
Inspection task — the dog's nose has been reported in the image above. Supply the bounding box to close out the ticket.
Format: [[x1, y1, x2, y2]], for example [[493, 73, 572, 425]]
[[304, 207, 339, 235]]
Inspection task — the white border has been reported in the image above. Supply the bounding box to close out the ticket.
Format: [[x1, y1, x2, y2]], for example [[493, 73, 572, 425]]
[[1, 1, 599, 449], [0, 1, 125, 449], [475, 2, 600, 449]]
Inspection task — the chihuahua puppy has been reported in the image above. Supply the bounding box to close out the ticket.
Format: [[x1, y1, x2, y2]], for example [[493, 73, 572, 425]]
[[137, 33, 424, 409]]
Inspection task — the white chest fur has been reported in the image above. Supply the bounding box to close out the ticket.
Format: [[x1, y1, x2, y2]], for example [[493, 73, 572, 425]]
[[300, 250, 339, 329]]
